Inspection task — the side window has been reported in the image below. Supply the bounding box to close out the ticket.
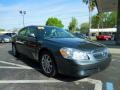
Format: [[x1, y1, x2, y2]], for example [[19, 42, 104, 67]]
[[26, 27, 36, 38], [37, 27, 45, 39], [18, 28, 27, 37]]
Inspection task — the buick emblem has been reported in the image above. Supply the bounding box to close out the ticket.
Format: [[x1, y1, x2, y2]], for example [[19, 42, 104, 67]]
[[102, 52, 106, 56]]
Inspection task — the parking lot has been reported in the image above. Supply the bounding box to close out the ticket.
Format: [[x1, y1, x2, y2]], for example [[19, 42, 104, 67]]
[[0, 43, 120, 90]]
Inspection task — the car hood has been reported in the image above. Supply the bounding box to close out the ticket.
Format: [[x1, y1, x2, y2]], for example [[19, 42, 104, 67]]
[[44, 38, 105, 51]]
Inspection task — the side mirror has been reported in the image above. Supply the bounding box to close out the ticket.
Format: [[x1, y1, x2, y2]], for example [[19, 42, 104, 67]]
[[28, 33, 35, 38]]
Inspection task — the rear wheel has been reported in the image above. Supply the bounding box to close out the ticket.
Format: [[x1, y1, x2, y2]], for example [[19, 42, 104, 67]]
[[109, 38, 112, 40], [105, 38, 109, 40], [12, 44, 19, 57], [39, 51, 57, 77]]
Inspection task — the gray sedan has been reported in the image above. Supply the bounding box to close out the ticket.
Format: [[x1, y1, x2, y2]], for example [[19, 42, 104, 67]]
[[0, 35, 11, 43]]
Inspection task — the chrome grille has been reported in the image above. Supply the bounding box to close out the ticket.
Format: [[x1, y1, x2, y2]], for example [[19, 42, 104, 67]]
[[92, 48, 108, 60]]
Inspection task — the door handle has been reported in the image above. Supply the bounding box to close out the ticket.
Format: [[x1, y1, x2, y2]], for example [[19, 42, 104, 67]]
[[23, 41, 26, 44]]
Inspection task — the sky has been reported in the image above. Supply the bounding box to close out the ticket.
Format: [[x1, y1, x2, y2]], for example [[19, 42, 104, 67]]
[[0, 0, 98, 30]]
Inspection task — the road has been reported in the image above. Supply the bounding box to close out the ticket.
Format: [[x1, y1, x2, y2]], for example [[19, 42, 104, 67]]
[[0, 43, 120, 90]]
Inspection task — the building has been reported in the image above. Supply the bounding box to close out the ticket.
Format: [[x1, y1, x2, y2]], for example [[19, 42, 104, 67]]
[[95, 0, 120, 44], [96, 0, 117, 12], [90, 28, 117, 33]]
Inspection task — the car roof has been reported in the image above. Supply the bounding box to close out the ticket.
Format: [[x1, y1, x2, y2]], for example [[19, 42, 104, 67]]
[[19, 25, 60, 33], [0, 35, 10, 37], [4, 32, 16, 34], [23, 25, 57, 29]]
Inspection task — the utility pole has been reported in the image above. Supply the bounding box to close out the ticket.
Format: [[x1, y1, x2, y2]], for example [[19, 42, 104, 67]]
[[19, 10, 26, 27], [88, 0, 92, 39]]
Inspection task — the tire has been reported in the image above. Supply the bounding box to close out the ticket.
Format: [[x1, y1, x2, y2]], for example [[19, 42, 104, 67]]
[[97, 38, 99, 40], [109, 38, 112, 40], [1, 39, 5, 43], [12, 44, 19, 57], [105, 38, 109, 40], [39, 51, 57, 77]]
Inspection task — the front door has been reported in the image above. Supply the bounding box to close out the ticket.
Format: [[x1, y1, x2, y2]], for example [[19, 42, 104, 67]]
[[25, 27, 38, 60]]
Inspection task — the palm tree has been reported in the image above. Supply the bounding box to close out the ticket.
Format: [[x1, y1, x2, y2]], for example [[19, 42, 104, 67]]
[[82, 0, 96, 11], [82, 0, 96, 38], [83, 0, 96, 38]]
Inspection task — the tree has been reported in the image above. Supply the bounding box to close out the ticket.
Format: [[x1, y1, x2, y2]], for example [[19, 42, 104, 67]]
[[0, 28, 5, 31], [80, 23, 89, 34], [82, 0, 96, 11], [91, 12, 117, 28], [91, 14, 100, 28], [68, 17, 78, 32], [46, 17, 64, 28], [105, 12, 117, 28], [83, 0, 96, 38]]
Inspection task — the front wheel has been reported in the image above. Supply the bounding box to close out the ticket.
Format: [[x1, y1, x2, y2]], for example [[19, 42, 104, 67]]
[[40, 51, 57, 77], [1, 39, 5, 43]]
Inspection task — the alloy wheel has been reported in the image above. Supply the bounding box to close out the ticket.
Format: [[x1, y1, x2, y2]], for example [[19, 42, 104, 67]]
[[41, 54, 53, 74]]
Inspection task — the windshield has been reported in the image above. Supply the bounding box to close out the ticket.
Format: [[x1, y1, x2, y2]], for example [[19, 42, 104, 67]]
[[39, 27, 76, 38]]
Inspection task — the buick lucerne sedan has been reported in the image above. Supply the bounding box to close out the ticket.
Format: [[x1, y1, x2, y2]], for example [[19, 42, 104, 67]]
[[12, 26, 111, 77]]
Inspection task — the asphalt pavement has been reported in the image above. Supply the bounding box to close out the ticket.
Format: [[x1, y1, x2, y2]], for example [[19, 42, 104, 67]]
[[0, 43, 120, 90]]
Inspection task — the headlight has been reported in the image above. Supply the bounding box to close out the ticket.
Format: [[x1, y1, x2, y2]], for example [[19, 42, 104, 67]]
[[105, 48, 110, 53], [60, 47, 89, 61], [104, 48, 110, 56]]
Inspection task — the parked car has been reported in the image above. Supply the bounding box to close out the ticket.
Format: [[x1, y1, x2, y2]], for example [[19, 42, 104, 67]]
[[96, 35, 112, 40], [4, 33, 16, 37], [12, 26, 111, 77], [0, 35, 11, 43]]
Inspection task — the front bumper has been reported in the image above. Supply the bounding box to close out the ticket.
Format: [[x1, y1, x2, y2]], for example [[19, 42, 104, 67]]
[[4, 39, 11, 42], [55, 54, 111, 77]]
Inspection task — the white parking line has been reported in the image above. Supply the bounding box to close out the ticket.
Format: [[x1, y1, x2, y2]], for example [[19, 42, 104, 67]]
[[0, 61, 103, 90], [112, 59, 120, 62], [75, 78, 102, 90], [0, 78, 102, 90], [0, 66, 33, 69], [0, 61, 32, 69], [0, 80, 62, 84]]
